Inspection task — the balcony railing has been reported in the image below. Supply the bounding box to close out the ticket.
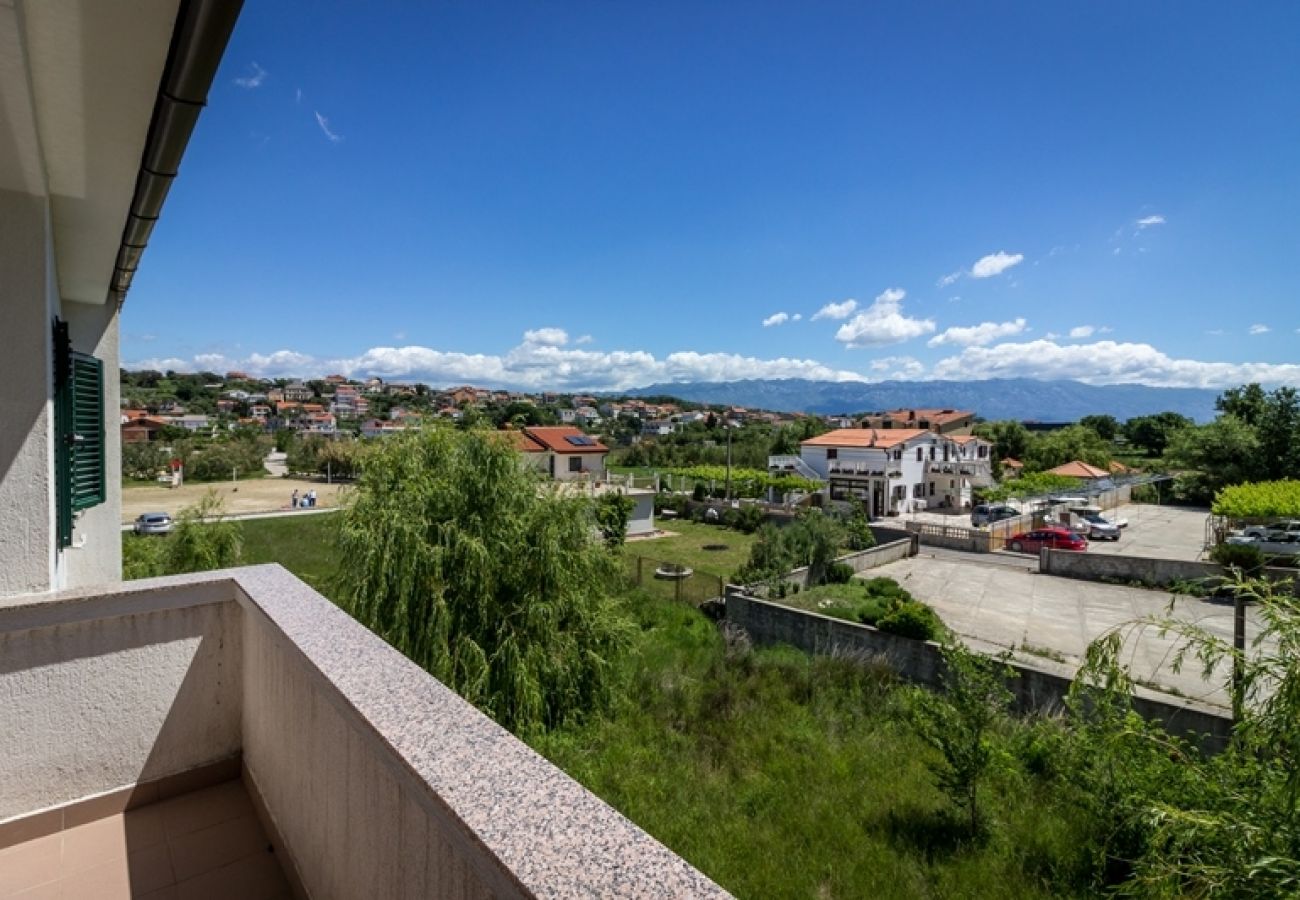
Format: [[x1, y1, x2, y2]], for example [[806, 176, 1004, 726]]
[[0, 566, 729, 899]]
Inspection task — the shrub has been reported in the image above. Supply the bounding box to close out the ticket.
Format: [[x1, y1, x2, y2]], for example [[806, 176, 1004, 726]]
[[1210, 542, 1265, 577], [692, 482, 707, 501], [862, 576, 914, 604], [727, 504, 766, 534], [823, 562, 855, 585], [122, 534, 167, 579], [875, 600, 943, 641], [594, 492, 636, 548]]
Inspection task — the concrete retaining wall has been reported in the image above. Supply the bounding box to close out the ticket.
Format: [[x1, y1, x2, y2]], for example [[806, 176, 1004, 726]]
[[1042, 548, 1299, 593], [725, 589, 1232, 751], [783, 536, 915, 589]]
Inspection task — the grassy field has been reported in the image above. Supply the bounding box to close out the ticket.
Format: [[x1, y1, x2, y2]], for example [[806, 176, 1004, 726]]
[[531, 593, 1093, 899], [237, 513, 341, 595], [626, 519, 757, 577]]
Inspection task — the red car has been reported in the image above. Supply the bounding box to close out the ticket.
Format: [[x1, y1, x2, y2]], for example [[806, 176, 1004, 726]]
[[1006, 526, 1087, 554]]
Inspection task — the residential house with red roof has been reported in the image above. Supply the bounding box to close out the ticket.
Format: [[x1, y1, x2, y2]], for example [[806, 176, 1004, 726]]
[[499, 426, 609, 481], [774, 427, 992, 516]]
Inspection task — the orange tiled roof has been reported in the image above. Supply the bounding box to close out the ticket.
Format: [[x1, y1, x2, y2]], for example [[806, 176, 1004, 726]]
[[1045, 460, 1110, 479], [497, 430, 546, 453], [524, 426, 609, 454], [801, 428, 931, 450]]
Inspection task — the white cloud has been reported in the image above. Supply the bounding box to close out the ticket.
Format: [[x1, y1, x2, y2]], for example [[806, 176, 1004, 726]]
[[811, 299, 858, 321], [1136, 214, 1166, 228], [522, 327, 569, 347], [792, 313, 803, 321], [762, 312, 790, 327], [131, 332, 869, 392], [314, 111, 343, 143], [834, 288, 935, 348], [937, 271, 962, 288], [930, 339, 1300, 389], [1043, 332, 1059, 340], [867, 356, 926, 380], [1068, 325, 1096, 339], [295, 87, 303, 104], [928, 318, 1027, 348], [574, 334, 594, 345], [1249, 324, 1271, 335], [234, 62, 267, 89], [970, 251, 1024, 279]]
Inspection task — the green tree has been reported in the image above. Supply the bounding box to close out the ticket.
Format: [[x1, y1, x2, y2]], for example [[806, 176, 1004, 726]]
[[1070, 575, 1300, 896], [167, 492, 243, 572], [909, 642, 1014, 834], [974, 420, 1031, 464], [593, 491, 635, 549], [334, 428, 632, 732], [1164, 417, 1260, 504], [1215, 383, 1268, 427], [1122, 412, 1193, 458], [1023, 425, 1112, 472], [1079, 414, 1120, 442], [121, 441, 167, 480]]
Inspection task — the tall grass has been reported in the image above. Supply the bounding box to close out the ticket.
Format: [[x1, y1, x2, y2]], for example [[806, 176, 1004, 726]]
[[531, 594, 1095, 899]]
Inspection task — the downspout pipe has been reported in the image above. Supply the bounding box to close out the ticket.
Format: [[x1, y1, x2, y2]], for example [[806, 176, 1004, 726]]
[[108, 0, 245, 307]]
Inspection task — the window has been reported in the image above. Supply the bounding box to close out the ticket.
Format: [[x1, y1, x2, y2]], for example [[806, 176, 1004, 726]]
[[979, 445, 988, 458], [916, 447, 922, 461], [893, 449, 902, 461], [568, 456, 583, 472], [928, 483, 935, 496], [826, 448, 838, 460], [913, 483, 925, 498], [53, 319, 105, 548], [929, 446, 936, 460]]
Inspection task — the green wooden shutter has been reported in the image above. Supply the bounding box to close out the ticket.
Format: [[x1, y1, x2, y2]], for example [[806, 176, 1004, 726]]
[[52, 319, 106, 548]]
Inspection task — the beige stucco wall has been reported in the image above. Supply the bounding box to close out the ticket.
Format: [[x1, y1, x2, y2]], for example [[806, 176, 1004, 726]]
[[0, 596, 243, 820], [0, 189, 57, 597]]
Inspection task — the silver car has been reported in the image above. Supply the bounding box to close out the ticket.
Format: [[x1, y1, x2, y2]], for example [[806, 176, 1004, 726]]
[[133, 512, 174, 535], [1072, 509, 1120, 541]]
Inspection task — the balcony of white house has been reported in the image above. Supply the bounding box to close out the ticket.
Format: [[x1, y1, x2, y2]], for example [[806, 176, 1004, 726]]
[[0, 566, 729, 899]]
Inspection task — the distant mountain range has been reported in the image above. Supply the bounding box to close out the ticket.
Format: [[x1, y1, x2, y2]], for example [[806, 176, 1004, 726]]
[[627, 378, 1221, 423]]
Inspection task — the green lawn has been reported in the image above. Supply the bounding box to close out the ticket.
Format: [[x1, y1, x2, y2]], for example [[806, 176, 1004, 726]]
[[626, 518, 757, 578], [238, 513, 341, 596]]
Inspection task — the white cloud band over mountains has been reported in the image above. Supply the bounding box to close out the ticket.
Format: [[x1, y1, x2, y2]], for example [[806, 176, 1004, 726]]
[[129, 330, 1300, 392]]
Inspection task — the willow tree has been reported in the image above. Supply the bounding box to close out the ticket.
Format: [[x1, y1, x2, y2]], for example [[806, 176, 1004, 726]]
[[334, 427, 631, 732]]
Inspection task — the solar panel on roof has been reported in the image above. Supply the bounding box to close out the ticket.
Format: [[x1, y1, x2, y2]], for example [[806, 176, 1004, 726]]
[[565, 435, 595, 446]]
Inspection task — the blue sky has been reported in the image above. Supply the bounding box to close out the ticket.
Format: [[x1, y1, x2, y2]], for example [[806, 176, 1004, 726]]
[[125, 1, 1300, 391]]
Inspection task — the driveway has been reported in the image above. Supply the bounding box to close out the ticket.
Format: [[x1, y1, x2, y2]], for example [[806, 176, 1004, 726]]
[[870, 554, 1258, 709]]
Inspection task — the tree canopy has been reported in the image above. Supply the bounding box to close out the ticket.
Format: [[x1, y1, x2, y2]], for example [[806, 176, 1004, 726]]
[[334, 428, 631, 732]]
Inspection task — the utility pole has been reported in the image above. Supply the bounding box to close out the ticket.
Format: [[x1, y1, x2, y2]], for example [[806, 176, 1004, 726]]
[[1233, 588, 1247, 724]]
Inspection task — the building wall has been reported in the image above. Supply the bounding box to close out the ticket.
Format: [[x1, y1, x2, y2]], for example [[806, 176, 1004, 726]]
[[0, 593, 242, 820], [0, 190, 57, 597], [550, 452, 606, 481]]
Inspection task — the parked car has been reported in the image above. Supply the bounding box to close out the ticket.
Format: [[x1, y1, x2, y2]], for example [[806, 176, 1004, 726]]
[[971, 503, 1020, 527], [1225, 533, 1300, 557], [1006, 526, 1087, 554], [133, 512, 174, 535], [1239, 520, 1300, 541], [1068, 506, 1121, 541]]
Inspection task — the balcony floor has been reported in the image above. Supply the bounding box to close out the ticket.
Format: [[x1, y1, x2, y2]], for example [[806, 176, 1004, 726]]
[[0, 779, 290, 899]]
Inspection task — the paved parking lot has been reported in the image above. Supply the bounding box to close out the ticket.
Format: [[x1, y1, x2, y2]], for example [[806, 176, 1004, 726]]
[[906, 503, 1213, 561], [869, 553, 1254, 709]]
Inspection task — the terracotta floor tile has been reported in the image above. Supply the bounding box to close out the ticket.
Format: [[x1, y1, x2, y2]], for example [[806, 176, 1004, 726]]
[[124, 843, 175, 896], [61, 816, 126, 875], [55, 856, 131, 900], [166, 815, 268, 884], [6, 881, 60, 900], [135, 889, 179, 900], [157, 782, 252, 840], [173, 852, 287, 900], [121, 805, 167, 851], [0, 832, 62, 897]]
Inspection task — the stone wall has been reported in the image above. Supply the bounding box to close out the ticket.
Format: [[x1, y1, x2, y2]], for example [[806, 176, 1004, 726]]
[[725, 589, 1232, 752]]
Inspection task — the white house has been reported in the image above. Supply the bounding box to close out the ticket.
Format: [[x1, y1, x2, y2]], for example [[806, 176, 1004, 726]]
[[0, 0, 238, 596], [775, 428, 993, 517]]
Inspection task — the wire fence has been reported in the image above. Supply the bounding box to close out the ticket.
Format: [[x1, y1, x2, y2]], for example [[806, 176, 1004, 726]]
[[621, 554, 725, 606]]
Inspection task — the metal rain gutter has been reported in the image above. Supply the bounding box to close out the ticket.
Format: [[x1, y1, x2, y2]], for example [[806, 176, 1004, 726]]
[[108, 0, 244, 307]]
